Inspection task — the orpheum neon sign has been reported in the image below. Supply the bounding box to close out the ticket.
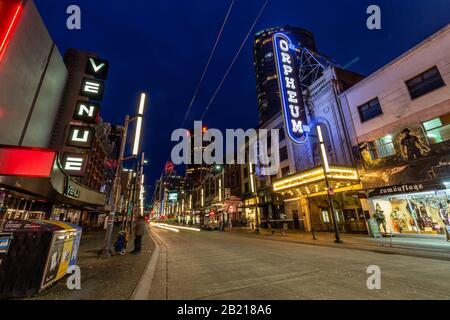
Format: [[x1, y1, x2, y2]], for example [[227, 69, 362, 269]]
[[273, 33, 309, 144], [0, 0, 23, 62]]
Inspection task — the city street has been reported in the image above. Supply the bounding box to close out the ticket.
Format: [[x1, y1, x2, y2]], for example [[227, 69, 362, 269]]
[[147, 227, 450, 300], [1, 0, 450, 305]]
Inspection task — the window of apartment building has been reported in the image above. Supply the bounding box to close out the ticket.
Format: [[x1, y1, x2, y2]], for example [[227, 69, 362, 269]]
[[406, 66, 445, 100], [358, 98, 383, 123], [368, 135, 396, 160], [279, 146, 289, 162], [422, 113, 450, 145], [281, 166, 290, 177], [244, 182, 249, 194]]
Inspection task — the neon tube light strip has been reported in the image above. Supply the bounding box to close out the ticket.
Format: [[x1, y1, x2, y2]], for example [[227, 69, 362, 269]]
[[0, 2, 23, 59]]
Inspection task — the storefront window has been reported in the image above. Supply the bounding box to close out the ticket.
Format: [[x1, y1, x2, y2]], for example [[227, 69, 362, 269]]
[[423, 113, 450, 144], [372, 191, 450, 235], [369, 135, 396, 160]]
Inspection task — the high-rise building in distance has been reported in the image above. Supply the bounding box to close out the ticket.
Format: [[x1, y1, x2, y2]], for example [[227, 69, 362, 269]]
[[186, 125, 211, 188]]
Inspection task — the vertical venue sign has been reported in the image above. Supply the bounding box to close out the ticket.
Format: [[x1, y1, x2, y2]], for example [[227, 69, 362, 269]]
[[62, 55, 110, 176], [273, 33, 309, 144]]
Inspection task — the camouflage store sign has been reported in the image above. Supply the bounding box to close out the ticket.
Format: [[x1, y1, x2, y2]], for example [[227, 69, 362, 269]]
[[369, 180, 446, 198]]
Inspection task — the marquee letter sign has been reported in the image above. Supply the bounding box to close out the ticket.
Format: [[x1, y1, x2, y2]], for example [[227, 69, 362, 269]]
[[62, 153, 88, 177], [273, 33, 309, 144], [73, 101, 100, 124], [85, 57, 109, 80], [80, 77, 105, 100], [66, 125, 95, 148]]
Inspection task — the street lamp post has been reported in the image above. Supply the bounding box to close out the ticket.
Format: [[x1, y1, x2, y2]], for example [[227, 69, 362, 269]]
[[100, 92, 147, 257], [317, 125, 342, 244], [249, 163, 260, 234], [307, 194, 317, 240], [134, 152, 145, 221]]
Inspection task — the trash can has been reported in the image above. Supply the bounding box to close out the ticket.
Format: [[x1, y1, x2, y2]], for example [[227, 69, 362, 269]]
[[0, 220, 82, 299]]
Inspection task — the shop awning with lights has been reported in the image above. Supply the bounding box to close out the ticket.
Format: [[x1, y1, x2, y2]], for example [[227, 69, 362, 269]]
[[273, 165, 362, 198], [0, 146, 106, 209]]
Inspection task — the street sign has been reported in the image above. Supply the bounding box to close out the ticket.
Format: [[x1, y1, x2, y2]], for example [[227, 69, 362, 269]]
[[367, 219, 381, 238]]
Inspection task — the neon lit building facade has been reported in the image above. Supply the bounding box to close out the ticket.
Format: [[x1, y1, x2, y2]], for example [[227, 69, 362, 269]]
[[340, 24, 450, 238], [253, 25, 366, 233]]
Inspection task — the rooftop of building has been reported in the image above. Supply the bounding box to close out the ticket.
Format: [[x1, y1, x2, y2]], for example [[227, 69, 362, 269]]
[[339, 23, 450, 96]]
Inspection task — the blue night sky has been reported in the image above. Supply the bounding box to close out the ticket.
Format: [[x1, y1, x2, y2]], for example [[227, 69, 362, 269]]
[[34, 0, 450, 197]]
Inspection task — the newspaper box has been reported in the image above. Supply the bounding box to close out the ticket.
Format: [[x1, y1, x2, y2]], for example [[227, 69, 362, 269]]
[[0, 220, 82, 298]]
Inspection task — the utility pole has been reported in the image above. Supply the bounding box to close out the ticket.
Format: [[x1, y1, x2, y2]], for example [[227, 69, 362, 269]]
[[100, 93, 147, 257], [307, 194, 317, 240], [101, 115, 129, 257], [249, 162, 260, 234]]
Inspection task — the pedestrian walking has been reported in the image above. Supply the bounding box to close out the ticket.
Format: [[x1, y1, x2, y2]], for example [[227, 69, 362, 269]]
[[131, 216, 146, 254]]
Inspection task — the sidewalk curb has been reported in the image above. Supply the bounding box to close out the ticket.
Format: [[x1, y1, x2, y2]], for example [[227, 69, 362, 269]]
[[131, 227, 160, 300], [230, 230, 450, 262]]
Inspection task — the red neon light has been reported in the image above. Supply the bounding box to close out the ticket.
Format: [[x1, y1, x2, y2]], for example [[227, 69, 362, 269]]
[[0, 1, 23, 60], [0, 146, 56, 178]]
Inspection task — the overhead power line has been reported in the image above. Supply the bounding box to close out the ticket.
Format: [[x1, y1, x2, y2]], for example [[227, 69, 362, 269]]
[[201, 0, 270, 120], [181, 0, 235, 128], [151, 1, 236, 204]]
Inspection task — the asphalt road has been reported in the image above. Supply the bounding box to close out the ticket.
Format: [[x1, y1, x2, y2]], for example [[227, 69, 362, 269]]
[[148, 227, 450, 300]]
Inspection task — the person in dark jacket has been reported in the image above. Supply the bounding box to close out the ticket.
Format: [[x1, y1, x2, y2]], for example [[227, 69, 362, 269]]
[[132, 216, 146, 254]]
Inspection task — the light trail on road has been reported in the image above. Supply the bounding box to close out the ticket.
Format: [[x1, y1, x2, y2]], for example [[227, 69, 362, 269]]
[[158, 224, 201, 232], [150, 222, 179, 233]]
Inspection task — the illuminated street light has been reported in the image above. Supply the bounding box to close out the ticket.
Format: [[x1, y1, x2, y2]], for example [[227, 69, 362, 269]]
[[317, 124, 342, 244], [133, 92, 146, 156], [317, 126, 330, 173], [100, 92, 148, 258]]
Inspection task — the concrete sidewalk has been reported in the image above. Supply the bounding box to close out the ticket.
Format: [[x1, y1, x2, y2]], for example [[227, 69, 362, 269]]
[[29, 226, 155, 300], [226, 227, 450, 261]]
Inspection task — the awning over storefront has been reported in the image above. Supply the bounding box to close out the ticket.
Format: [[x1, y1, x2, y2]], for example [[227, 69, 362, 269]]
[[273, 165, 362, 198], [0, 146, 106, 210]]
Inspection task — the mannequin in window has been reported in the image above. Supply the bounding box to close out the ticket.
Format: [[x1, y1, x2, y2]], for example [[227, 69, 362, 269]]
[[374, 203, 388, 234]]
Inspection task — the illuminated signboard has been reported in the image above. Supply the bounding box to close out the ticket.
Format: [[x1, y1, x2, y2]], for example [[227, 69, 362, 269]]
[[0, 146, 56, 178], [80, 77, 105, 100], [85, 57, 109, 80], [168, 192, 178, 202], [73, 101, 100, 124], [66, 125, 95, 148], [0, 0, 23, 62], [62, 153, 88, 177], [273, 33, 309, 144], [165, 161, 175, 173]]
